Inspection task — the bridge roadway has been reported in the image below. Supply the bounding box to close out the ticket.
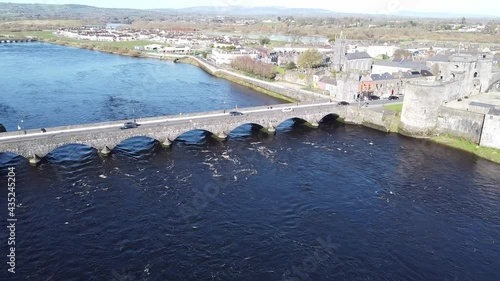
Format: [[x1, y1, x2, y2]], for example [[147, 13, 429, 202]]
[[0, 102, 351, 164]]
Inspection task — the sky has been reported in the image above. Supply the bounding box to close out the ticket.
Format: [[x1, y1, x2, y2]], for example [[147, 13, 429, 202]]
[[3, 0, 500, 16]]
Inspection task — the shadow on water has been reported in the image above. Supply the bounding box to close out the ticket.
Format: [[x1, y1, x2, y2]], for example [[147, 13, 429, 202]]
[[113, 136, 161, 160], [0, 153, 26, 167], [0, 153, 30, 179], [229, 123, 264, 139], [174, 129, 221, 148], [42, 144, 101, 180], [45, 144, 98, 165]]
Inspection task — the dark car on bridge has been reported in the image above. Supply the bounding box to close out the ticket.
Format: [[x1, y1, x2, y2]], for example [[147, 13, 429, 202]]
[[388, 95, 400, 100], [369, 95, 380, 100], [338, 101, 350, 106], [120, 121, 139, 129], [229, 111, 243, 116]]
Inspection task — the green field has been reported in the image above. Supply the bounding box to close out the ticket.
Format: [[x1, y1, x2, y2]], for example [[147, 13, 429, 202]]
[[433, 135, 500, 164], [275, 66, 286, 74], [2, 31, 163, 50], [383, 103, 403, 112]]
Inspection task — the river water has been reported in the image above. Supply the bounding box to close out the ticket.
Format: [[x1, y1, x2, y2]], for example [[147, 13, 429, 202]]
[[0, 43, 283, 131], [0, 43, 499, 281]]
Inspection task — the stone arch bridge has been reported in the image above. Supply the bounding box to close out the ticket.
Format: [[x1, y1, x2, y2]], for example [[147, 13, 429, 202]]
[[485, 72, 500, 93], [0, 103, 349, 165]]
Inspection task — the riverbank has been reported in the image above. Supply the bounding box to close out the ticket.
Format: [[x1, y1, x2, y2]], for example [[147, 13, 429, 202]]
[[432, 135, 500, 164], [176, 57, 297, 103]]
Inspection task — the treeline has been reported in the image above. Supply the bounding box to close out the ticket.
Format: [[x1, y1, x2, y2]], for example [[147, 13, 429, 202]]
[[230, 56, 276, 80]]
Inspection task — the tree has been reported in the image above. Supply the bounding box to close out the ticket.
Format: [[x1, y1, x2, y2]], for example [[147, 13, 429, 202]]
[[230, 56, 277, 80], [484, 22, 498, 34], [393, 49, 412, 61], [284, 61, 297, 70], [328, 37, 335, 43], [259, 37, 271, 45], [461, 17, 466, 25], [297, 49, 323, 69]]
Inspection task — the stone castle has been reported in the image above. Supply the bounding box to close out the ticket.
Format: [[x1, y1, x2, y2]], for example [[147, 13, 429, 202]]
[[399, 53, 500, 150]]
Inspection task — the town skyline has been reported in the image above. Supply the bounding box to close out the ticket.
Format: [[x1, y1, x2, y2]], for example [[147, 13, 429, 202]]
[[2, 0, 500, 17]]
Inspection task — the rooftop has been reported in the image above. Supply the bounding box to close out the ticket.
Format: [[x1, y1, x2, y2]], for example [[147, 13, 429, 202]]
[[360, 75, 373, 82], [373, 60, 429, 70], [319, 76, 337, 85], [346, 51, 372, 60], [489, 105, 500, 116], [371, 73, 396, 81], [427, 54, 450, 62]]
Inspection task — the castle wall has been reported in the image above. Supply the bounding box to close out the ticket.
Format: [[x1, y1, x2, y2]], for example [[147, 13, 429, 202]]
[[400, 81, 462, 136], [436, 106, 485, 143]]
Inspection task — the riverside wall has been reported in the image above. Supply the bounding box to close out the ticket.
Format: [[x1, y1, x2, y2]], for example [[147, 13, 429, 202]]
[[343, 107, 395, 132], [436, 106, 485, 143]]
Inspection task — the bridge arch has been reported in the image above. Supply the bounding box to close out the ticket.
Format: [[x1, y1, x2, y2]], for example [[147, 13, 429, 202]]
[[486, 78, 500, 93], [277, 117, 313, 128], [171, 129, 220, 143], [227, 123, 266, 136]]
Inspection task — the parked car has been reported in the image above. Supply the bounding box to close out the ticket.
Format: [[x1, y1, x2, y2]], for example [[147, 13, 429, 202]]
[[369, 95, 380, 100], [388, 96, 399, 100], [229, 111, 243, 116], [282, 107, 293, 112], [120, 121, 139, 129], [338, 101, 350, 106]]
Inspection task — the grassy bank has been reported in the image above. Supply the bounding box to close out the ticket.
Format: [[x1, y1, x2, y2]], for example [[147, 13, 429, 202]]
[[158, 56, 297, 103], [432, 135, 500, 164], [215, 71, 296, 103], [383, 103, 403, 113], [2, 31, 158, 57]]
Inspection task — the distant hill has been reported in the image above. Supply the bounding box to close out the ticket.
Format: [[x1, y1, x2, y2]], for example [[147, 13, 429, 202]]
[[393, 10, 499, 19], [0, 2, 165, 22], [0, 2, 497, 21], [155, 6, 338, 16]]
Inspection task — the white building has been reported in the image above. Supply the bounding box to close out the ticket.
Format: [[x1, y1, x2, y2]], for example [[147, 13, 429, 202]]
[[210, 48, 258, 65], [348, 44, 398, 58], [372, 60, 429, 75]]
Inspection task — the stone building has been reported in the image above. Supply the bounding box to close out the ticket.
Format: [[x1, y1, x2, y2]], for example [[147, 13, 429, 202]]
[[344, 51, 372, 72], [329, 73, 359, 101], [358, 75, 374, 98]]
